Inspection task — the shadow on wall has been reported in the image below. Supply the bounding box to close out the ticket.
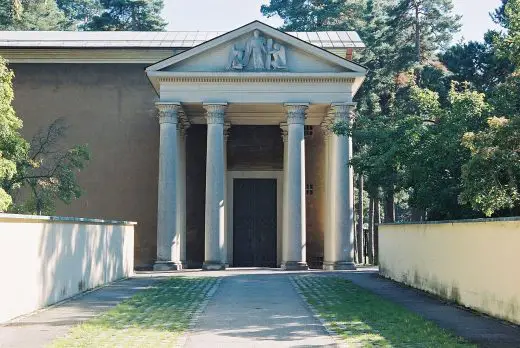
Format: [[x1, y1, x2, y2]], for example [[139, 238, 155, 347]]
[[38, 221, 132, 307]]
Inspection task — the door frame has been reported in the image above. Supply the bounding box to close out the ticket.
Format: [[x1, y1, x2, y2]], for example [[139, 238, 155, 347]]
[[227, 170, 283, 267]]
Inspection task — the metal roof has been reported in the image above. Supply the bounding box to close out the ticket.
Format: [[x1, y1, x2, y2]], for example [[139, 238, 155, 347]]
[[0, 30, 365, 49]]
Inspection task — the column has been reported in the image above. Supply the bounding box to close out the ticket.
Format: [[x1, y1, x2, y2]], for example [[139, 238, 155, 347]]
[[321, 113, 333, 269], [154, 102, 182, 271], [177, 112, 190, 267], [280, 122, 288, 267], [203, 103, 227, 270], [223, 123, 231, 266], [323, 102, 356, 270], [281, 103, 309, 270]]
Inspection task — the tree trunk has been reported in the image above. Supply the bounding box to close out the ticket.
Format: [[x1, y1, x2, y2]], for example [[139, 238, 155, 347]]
[[414, 2, 421, 63], [356, 174, 364, 264], [384, 189, 395, 223], [374, 198, 380, 265], [367, 197, 374, 264]]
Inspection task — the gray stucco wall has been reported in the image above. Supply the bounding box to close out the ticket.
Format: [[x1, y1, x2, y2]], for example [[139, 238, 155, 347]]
[[11, 63, 159, 267]]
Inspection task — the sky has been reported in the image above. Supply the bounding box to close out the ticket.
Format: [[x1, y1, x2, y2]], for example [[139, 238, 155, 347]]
[[162, 0, 502, 43]]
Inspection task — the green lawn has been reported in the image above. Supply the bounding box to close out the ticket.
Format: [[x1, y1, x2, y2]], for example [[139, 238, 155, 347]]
[[292, 275, 476, 348], [50, 277, 218, 348]]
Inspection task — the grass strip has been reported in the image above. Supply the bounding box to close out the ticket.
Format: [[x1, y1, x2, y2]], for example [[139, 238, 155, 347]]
[[292, 275, 476, 347], [50, 276, 218, 348]]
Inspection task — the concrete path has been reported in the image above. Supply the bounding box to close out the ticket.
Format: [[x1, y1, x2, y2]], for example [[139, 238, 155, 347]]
[[337, 268, 520, 348], [183, 272, 338, 348], [2, 268, 520, 348], [0, 276, 165, 348]]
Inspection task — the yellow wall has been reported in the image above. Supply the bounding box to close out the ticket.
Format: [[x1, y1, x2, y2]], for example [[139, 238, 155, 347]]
[[0, 214, 134, 323], [379, 219, 520, 325]]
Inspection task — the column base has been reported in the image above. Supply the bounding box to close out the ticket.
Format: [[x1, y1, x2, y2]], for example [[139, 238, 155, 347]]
[[281, 261, 309, 271], [153, 261, 183, 271], [323, 261, 356, 271], [202, 261, 226, 271]]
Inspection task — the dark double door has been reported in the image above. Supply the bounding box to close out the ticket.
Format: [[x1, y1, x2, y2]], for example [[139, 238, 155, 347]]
[[233, 179, 277, 267]]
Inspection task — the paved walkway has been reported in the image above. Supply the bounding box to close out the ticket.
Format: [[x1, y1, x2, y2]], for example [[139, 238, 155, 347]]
[[184, 272, 337, 347], [0, 276, 165, 348], [2, 268, 520, 348]]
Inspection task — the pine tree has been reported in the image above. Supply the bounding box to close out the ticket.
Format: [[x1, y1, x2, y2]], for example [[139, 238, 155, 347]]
[[85, 0, 166, 31], [0, 0, 70, 30], [386, 0, 461, 68]]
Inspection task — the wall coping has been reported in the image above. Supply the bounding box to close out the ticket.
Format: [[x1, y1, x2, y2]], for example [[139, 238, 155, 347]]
[[380, 216, 520, 226], [0, 213, 137, 226]]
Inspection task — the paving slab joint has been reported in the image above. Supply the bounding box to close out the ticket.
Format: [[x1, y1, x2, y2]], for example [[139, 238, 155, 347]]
[[289, 275, 347, 347], [176, 277, 223, 348]]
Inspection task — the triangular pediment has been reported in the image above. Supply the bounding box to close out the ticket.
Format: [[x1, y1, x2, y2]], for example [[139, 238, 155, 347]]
[[146, 21, 367, 74]]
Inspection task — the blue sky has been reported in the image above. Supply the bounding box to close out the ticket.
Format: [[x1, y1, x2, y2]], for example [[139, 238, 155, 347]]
[[163, 0, 502, 43]]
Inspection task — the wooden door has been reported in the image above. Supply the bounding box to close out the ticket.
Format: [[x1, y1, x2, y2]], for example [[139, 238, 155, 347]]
[[233, 179, 277, 267]]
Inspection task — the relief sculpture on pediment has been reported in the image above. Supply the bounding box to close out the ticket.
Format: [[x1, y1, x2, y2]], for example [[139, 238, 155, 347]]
[[227, 30, 287, 71]]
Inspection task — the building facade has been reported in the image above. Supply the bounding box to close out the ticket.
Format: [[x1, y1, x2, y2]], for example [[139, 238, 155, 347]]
[[0, 21, 366, 270]]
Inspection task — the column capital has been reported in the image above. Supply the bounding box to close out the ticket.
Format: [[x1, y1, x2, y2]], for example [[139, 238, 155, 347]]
[[178, 109, 191, 136], [330, 102, 356, 122], [321, 111, 334, 137], [284, 103, 309, 125], [156, 102, 182, 124], [203, 103, 228, 124], [280, 122, 288, 142]]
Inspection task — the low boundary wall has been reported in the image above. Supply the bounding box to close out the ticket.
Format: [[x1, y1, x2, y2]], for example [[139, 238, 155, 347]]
[[0, 214, 135, 323], [379, 217, 520, 325]]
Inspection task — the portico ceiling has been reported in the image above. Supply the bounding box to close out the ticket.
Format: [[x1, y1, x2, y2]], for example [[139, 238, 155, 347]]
[[182, 103, 330, 125]]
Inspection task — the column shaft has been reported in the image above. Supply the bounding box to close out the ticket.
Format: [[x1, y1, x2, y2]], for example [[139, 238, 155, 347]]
[[322, 120, 333, 266], [177, 126, 188, 266], [154, 103, 182, 271], [203, 103, 227, 270], [282, 104, 309, 270], [323, 103, 356, 270], [280, 123, 288, 268]]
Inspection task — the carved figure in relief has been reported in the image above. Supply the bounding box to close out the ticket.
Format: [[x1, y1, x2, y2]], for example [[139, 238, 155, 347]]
[[244, 30, 266, 70], [228, 44, 244, 70], [269, 42, 287, 69]]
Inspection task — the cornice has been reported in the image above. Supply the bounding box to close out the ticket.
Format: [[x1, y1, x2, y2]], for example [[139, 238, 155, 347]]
[[0, 48, 176, 64], [157, 75, 356, 84]]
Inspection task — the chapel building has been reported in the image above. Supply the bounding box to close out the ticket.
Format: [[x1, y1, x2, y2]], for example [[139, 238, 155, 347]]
[[0, 21, 367, 270]]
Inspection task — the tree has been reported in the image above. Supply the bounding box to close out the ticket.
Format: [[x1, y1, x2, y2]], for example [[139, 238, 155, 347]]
[[440, 31, 514, 93], [8, 119, 90, 215], [0, 57, 28, 211], [460, 115, 520, 216], [496, 0, 520, 67], [56, 0, 103, 29], [85, 0, 166, 31], [261, 0, 367, 31], [385, 0, 461, 68], [0, 0, 70, 30]]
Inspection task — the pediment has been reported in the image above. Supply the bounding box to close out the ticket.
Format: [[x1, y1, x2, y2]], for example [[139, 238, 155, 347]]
[[146, 21, 367, 74]]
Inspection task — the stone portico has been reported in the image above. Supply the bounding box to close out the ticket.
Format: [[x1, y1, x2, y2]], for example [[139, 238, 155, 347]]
[[147, 21, 366, 271]]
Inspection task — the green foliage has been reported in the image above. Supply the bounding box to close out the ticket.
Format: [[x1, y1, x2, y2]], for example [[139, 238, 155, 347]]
[[0, 0, 166, 31], [261, 0, 366, 31], [440, 31, 515, 93], [0, 57, 28, 211], [460, 116, 520, 216], [9, 118, 90, 215], [85, 0, 166, 31], [0, 0, 70, 30], [385, 0, 461, 66], [56, 0, 103, 29], [496, 0, 520, 67]]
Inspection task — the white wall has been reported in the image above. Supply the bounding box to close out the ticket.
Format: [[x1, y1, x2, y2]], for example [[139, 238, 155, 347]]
[[0, 214, 135, 323], [379, 218, 520, 325]]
